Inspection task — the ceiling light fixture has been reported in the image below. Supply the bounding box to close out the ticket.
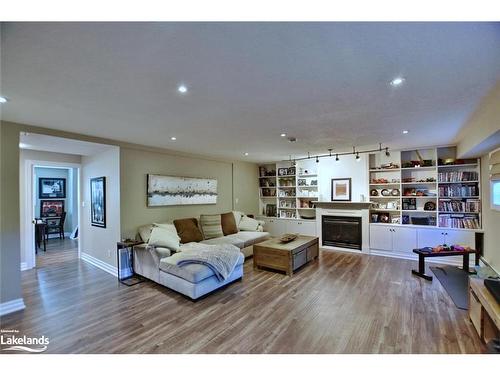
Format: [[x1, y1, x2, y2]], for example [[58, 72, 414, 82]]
[[0, 96, 8, 103], [335, 154, 340, 162], [280, 133, 287, 137], [244, 152, 249, 156], [385, 148, 391, 157], [177, 84, 188, 94], [316, 156, 319, 163], [282, 143, 390, 163], [402, 130, 409, 134], [356, 152, 361, 162], [170, 136, 177, 141], [390, 77, 405, 87]]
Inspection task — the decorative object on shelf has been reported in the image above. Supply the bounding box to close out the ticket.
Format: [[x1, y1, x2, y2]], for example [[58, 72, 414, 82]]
[[39, 177, 66, 199], [402, 215, 410, 224], [381, 189, 391, 196], [391, 188, 400, 196], [287, 167, 296, 175], [371, 178, 388, 183], [424, 201, 436, 211], [377, 212, 390, 223], [265, 204, 277, 217], [299, 212, 316, 219], [404, 188, 417, 196], [278, 168, 288, 176], [370, 189, 379, 196], [331, 178, 352, 201], [40, 199, 64, 217], [297, 179, 307, 186], [90, 176, 106, 228], [371, 214, 379, 222], [147, 174, 217, 207], [310, 179, 317, 186], [279, 233, 298, 243], [391, 217, 400, 224], [380, 162, 399, 169], [402, 198, 417, 210], [411, 217, 430, 226]]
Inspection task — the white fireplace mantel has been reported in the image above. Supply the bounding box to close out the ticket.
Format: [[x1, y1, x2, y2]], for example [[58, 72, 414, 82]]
[[314, 201, 373, 209]]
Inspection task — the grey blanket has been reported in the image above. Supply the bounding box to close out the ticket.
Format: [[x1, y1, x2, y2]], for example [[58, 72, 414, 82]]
[[176, 243, 241, 281]]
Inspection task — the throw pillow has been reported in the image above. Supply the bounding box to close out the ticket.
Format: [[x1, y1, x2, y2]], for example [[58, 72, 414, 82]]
[[148, 226, 180, 252], [232, 211, 244, 227], [239, 215, 260, 231], [138, 224, 154, 243], [173, 218, 204, 244], [199, 214, 224, 240], [221, 212, 238, 235], [153, 222, 177, 234]]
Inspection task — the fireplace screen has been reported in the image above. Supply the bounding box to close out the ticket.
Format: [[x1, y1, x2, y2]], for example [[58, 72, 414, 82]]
[[322, 216, 362, 250]]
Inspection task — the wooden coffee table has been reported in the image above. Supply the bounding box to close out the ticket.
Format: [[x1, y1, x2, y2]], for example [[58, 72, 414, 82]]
[[253, 235, 319, 276]]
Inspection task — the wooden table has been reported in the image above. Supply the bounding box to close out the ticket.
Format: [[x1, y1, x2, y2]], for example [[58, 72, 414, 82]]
[[253, 236, 319, 276], [412, 247, 479, 281], [469, 277, 500, 347]]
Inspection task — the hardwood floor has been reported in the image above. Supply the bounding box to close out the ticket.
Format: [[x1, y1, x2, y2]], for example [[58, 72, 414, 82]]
[[1, 249, 484, 354]]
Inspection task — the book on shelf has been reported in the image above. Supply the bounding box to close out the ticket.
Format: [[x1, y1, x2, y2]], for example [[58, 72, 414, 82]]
[[438, 185, 478, 197], [438, 171, 478, 182], [438, 214, 480, 229], [438, 199, 480, 213]]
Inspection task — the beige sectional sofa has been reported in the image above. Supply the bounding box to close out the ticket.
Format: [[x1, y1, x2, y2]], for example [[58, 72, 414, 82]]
[[133, 212, 270, 286]]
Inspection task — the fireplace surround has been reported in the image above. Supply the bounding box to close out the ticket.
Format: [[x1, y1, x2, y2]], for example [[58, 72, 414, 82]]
[[322, 215, 362, 250]]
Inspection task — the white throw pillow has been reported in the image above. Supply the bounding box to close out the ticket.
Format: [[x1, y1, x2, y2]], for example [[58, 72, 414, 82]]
[[138, 224, 154, 243], [148, 226, 180, 252], [153, 222, 177, 234], [239, 216, 260, 231], [232, 211, 244, 227]]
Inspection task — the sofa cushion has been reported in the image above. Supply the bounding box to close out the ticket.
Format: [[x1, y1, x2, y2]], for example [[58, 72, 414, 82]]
[[200, 235, 245, 249], [221, 212, 238, 235], [199, 214, 224, 240], [174, 218, 204, 244], [154, 247, 172, 259], [159, 251, 244, 283], [148, 226, 180, 252], [231, 231, 270, 247]]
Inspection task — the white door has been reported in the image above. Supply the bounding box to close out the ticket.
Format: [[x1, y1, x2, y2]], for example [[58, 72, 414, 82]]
[[369, 225, 393, 251], [392, 227, 417, 253], [295, 221, 316, 236], [444, 230, 475, 248], [417, 228, 445, 248]]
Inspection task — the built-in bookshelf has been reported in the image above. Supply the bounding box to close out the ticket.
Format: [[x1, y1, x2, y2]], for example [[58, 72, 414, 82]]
[[368, 146, 481, 230], [258, 159, 318, 220]]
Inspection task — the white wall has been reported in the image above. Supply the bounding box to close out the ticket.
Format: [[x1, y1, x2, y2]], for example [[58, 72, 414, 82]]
[[81, 147, 121, 269], [481, 153, 500, 274], [317, 153, 369, 202]]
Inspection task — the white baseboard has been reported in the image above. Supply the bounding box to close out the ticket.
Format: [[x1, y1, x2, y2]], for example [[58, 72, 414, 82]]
[[0, 298, 26, 316], [81, 252, 117, 277], [369, 249, 477, 267], [20, 262, 28, 271]]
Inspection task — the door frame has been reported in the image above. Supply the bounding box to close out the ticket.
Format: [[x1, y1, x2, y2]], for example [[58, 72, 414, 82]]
[[22, 159, 82, 270]]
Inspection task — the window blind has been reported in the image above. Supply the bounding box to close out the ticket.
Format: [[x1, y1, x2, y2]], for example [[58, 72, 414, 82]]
[[490, 148, 500, 181]]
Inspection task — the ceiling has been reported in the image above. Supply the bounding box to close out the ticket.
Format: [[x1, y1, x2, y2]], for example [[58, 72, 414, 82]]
[[20, 133, 115, 156], [2, 22, 500, 162]]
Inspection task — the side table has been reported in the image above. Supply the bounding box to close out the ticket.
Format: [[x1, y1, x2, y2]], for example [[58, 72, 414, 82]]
[[117, 240, 144, 286]]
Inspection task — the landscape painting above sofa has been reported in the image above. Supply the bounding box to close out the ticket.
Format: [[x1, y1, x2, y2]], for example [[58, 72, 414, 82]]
[[147, 174, 218, 206]]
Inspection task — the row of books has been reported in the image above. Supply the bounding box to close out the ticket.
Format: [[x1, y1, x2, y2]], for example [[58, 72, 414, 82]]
[[438, 199, 481, 213], [438, 171, 478, 182], [438, 214, 480, 229], [438, 185, 478, 197]]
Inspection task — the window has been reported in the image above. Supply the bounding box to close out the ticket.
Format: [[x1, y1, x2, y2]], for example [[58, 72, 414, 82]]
[[493, 180, 500, 211]]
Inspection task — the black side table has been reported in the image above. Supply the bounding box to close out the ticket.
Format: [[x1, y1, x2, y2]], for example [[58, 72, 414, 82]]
[[117, 240, 144, 286]]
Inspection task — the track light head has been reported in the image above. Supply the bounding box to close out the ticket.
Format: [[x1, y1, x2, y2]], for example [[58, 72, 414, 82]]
[[356, 152, 361, 162], [335, 154, 340, 162], [316, 156, 319, 163], [385, 148, 390, 157]]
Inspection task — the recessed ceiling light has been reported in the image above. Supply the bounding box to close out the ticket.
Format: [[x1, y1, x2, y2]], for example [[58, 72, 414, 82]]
[[170, 136, 177, 141], [402, 130, 409, 134], [244, 152, 249, 156], [177, 85, 188, 94], [280, 133, 287, 137], [0, 96, 8, 103], [390, 77, 405, 87]]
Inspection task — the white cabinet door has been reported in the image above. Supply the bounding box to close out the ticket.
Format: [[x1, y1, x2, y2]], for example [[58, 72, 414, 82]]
[[295, 221, 316, 236], [392, 227, 417, 253], [285, 220, 300, 234], [369, 225, 393, 251], [444, 230, 475, 248], [263, 218, 285, 237], [417, 228, 445, 248]]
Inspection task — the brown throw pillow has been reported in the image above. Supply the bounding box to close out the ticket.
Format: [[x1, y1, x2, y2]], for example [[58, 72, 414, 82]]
[[173, 218, 204, 244], [221, 212, 238, 235]]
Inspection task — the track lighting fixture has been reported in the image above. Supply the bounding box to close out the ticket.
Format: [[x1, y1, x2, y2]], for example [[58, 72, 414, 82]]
[[335, 154, 340, 162], [316, 156, 319, 163], [284, 143, 389, 163], [356, 152, 360, 162]]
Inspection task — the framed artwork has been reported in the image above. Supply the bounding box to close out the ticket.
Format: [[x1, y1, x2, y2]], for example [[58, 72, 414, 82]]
[[40, 200, 64, 217], [90, 176, 106, 228], [147, 174, 217, 206], [39, 177, 66, 198], [331, 178, 352, 201]]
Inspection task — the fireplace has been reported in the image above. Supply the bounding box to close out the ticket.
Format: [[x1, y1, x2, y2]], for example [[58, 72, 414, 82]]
[[322, 215, 362, 250]]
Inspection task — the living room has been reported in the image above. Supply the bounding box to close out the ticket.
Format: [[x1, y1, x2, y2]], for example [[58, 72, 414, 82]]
[[1, 3, 500, 373]]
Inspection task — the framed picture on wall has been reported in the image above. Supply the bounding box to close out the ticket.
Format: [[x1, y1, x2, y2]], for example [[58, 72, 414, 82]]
[[40, 200, 64, 217], [331, 178, 352, 201], [90, 176, 106, 228], [39, 177, 66, 198]]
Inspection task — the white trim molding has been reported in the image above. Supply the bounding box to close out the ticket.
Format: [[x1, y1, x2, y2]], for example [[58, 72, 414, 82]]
[[0, 298, 26, 316], [81, 252, 117, 277], [20, 262, 28, 271]]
